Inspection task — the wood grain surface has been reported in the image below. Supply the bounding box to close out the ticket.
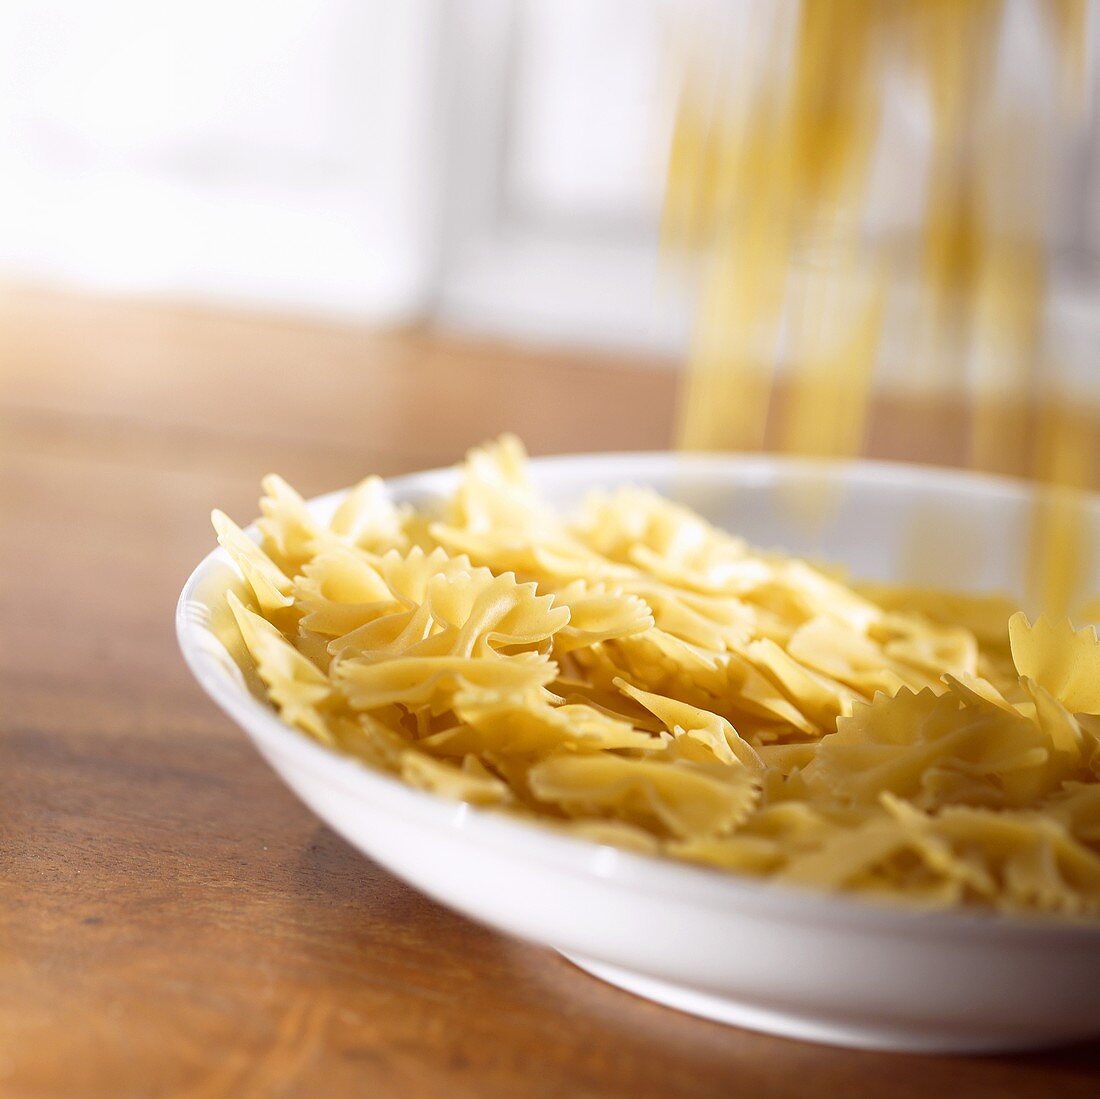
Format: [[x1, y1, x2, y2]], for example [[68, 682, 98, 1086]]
[[3, 285, 1098, 1098]]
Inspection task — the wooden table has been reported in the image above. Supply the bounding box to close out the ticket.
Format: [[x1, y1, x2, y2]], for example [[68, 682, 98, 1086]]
[[4, 285, 1098, 1098]]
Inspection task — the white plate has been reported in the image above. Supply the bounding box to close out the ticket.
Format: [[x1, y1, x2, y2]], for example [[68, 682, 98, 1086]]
[[177, 453, 1100, 1053]]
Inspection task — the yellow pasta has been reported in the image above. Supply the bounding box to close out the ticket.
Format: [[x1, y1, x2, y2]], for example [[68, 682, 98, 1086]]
[[215, 437, 1100, 919], [668, 2, 1095, 614]]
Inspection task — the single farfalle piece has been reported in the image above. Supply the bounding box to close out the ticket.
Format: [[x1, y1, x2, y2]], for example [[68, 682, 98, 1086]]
[[227, 591, 336, 743], [331, 552, 570, 659], [548, 579, 655, 653], [332, 566, 570, 714], [328, 474, 411, 554], [377, 546, 478, 608], [212, 509, 295, 614], [528, 751, 760, 841], [295, 547, 399, 639], [445, 434, 555, 538], [335, 650, 558, 715], [422, 687, 656, 756], [422, 569, 570, 657], [1010, 613, 1100, 716], [614, 679, 763, 770], [257, 474, 327, 574]]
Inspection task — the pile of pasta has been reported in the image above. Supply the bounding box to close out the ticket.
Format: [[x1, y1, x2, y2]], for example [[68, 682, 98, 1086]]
[[214, 437, 1100, 918]]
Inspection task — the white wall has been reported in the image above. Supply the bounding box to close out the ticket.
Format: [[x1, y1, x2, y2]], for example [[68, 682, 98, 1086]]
[[0, 0, 445, 320]]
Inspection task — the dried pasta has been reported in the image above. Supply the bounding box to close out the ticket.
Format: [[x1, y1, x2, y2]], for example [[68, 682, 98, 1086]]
[[215, 437, 1100, 919]]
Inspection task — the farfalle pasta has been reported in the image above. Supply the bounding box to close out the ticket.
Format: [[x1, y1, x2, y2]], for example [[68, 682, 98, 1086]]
[[215, 436, 1100, 919]]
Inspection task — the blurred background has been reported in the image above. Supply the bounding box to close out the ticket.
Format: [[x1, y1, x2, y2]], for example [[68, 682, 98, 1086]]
[[0, 1, 689, 349], [0, 0, 1092, 360], [1, 0, 1099, 492]]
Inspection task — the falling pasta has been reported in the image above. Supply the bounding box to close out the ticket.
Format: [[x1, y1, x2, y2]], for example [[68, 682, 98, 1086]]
[[666, 1, 1096, 613], [215, 437, 1100, 919]]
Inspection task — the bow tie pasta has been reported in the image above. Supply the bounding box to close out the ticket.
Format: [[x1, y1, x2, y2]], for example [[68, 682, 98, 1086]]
[[214, 437, 1100, 919]]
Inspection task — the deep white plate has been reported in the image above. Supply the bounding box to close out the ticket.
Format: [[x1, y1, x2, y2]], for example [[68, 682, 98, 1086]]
[[177, 453, 1100, 1053]]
